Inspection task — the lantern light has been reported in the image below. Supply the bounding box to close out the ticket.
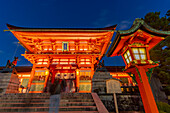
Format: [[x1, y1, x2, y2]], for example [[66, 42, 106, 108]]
[[132, 48, 147, 60], [45, 70, 49, 75], [76, 69, 79, 75], [123, 47, 147, 65], [123, 50, 132, 64]]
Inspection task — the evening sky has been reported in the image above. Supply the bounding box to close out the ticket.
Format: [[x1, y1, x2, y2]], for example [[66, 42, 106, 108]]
[[0, 0, 169, 66]]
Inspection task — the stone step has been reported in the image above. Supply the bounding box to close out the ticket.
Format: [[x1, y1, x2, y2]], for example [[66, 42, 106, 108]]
[[59, 111, 98, 113], [61, 94, 92, 96], [61, 96, 92, 99], [0, 99, 50, 103], [0, 96, 50, 99], [0, 111, 98, 113], [0, 106, 49, 112], [60, 94, 92, 97], [0, 102, 49, 107], [2, 93, 50, 97], [59, 106, 97, 111], [61, 94, 92, 99], [61, 93, 91, 96], [60, 102, 95, 106], [0, 112, 48, 113], [60, 99, 94, 102], [0, 106, 97, 112]]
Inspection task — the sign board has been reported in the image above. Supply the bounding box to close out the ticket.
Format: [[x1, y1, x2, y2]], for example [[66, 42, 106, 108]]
[[106, 79, 122, 93]]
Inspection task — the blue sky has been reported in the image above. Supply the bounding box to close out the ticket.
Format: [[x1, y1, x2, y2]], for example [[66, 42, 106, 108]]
[[0, 0, 169, 66]]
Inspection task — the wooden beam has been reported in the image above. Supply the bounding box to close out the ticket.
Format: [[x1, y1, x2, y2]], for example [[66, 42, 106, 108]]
[[12, 31, 34, 52]]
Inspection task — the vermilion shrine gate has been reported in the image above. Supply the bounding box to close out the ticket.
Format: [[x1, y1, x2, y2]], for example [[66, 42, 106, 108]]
[[7, 24, 117, 93]]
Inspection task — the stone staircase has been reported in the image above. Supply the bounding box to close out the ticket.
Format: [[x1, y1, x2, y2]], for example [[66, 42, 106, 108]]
[[0, 93, 108, 113], [0, 93, 50, 112], [59, 93, 98, 113]]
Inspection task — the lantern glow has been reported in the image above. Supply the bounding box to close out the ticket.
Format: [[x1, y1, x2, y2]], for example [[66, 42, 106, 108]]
[[123, 50, 132, 64], [45, 70, 49, 75], [132, 48, 147, 60]]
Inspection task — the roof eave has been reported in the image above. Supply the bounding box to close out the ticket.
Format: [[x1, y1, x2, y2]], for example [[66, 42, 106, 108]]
[[6, 24, 117, 32], [117, 19, 170, 36], [106, 32, 121, 57]]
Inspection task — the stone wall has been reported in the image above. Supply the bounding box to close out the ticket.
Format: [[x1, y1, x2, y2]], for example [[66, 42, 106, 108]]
[[99, 94, 144, 112], [92, 71, 144, 112]]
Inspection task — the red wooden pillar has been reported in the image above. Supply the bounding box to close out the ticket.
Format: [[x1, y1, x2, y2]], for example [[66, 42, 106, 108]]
[[76, 69, 80, 91], [126, 65, 159, 113], [137, 66, 159, 113], [129, 66, 159, 113], [27, 64, 36, 92], [133, 69, 151, 113], [51, 70, 56, 84], [44, 69, 50, 88]]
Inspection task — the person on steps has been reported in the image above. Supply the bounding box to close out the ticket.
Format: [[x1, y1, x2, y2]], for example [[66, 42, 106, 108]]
[[49, 78, 61, 113]]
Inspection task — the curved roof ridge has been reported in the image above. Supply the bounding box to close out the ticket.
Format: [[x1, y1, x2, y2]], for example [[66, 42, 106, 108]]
[[6, 24, 117, 32], [117, 18, 170, 36]]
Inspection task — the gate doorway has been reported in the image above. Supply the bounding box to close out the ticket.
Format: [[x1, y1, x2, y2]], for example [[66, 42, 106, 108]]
[[55, 72, 76, 93]]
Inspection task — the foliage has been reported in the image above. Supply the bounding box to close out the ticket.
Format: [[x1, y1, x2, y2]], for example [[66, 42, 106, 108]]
[[163, 85, 170, 95], [157, 102, 170, 113], [144, 10, 170, 86], [166, 10, 170, 21], [144, 12, 170, 30]]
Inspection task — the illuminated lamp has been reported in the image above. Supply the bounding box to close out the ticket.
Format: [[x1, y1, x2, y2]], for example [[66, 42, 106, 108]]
[[107, 19, 170, 113], [76, 69, 79, 75], [122, 45, 148, 67], [45, 70, 49, 75]]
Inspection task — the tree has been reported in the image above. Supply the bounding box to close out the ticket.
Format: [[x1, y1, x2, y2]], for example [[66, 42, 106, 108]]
[[166, 10, 170, 17], [144, 12, 170, 31], [144, 11, 170, 85]]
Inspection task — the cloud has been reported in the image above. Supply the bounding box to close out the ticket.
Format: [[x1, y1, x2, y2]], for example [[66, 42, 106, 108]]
[[13, 41, 19, 45], [0, 50, 3, 53], [117, 20, 132, 30], [121, 20, 131, 24], [118, 24, 129, 30]]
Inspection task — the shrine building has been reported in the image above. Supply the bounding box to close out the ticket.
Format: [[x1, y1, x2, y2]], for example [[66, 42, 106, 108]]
[[7, 24, 134, 93]]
